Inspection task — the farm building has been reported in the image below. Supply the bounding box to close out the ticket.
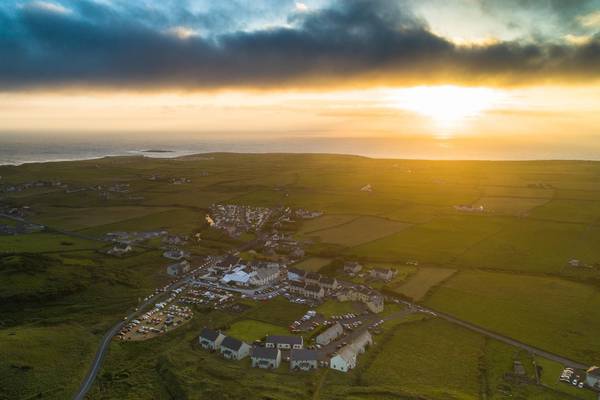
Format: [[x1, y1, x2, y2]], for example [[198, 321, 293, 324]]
[[290, 349, 319, 371], [198, 328, 225, 351], [586, 366, 600, 389], [220, 336, 251, 360], [108, 242, 132, 256], [369, 268, 397, 281], [251, 346, 281, 369], [265, 335, 303, 350], [343, 261, 362, 274], [167, 260, 190, 276], [316, 322, 344, 346]]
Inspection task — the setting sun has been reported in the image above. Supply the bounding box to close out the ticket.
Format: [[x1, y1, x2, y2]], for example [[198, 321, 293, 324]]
[[387, 86, 507, 131]]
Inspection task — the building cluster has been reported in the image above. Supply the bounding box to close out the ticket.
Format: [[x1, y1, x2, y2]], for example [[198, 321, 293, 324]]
[[207, 204, 273, 237], [0, 179, 66, 194], [287, 269, 339, 300], [198, 327, 372, 373], [105, 230, 168, 244], [262, 231, 305, 260], [0, 221, 43, 235], [337, 285, 384, 314], [195, 255, 284, 289]]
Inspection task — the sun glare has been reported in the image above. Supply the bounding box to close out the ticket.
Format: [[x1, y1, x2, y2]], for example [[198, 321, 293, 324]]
[[388, 85, 506, 134]]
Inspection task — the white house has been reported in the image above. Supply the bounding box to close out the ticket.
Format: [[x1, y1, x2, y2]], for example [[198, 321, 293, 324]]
[[220, 336, 251, 360], [251, 346, 281, 369], [198, 328, 225, 351], [265, 335, 303, 350]]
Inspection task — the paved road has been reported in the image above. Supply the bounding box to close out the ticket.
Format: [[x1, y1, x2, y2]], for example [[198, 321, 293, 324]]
[[73, 277, 190, 400]]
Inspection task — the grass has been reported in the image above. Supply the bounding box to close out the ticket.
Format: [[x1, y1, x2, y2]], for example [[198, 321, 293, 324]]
[[348, 215, 510, 265], [5, 155, 600, 399], [389, 267, 456, 301], [0, 232, 104, 254], [292, 257, 332, 272], [302, 216, 410, 247], [316, 300, 360, 317], [355, 318, 485, 399], [227, 319, 289, 343], [426, 270, 600, 365], [470, 196, 550, 215], [0, 324, 98, 400]]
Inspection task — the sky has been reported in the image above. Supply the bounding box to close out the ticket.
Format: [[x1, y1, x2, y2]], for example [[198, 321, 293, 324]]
[[1, 0, 600, 158]]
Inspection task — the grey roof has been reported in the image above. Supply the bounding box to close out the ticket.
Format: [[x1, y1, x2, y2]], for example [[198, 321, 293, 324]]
[[304, 283, 323, 293], [221, 336, 244, 351], [266, 335, 303, 346], [251, 346, 279, 360], [320, 276, 336, 285], [306, 272, 321, 280], [288, 267, 306, 277], [290, 349, 318, 361], [199, 328, 221, 342], [316, 323, 343, 342], [254, 265, 279, 280]]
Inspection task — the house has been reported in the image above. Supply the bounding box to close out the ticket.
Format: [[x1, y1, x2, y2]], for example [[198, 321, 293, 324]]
[[265, 335, 303, 350], [163, 249, 185, 260], [343, 261, 362, 274], [337, 285, 384, 313], [108, 242, 132, 256], [319, 276, 338, 291], [316, 323, 344, 346], [198, 328, 225, 350], [304, 283, 325, 300], [250, 263, 280, 286], [166, 260, 191, 276], [251, 346, 281, 369], [290, 349, 319, 371], [369, 268, 397, 281], [305, 272, 321, 285], [586, 366, 600, 389], [219, 336, 251, 360], [287, 267, 306, 281], [330, 345, 357, 372], [330, 330, 372, 372], [289, 280, 306, 295], [289, 281, 325, 300]]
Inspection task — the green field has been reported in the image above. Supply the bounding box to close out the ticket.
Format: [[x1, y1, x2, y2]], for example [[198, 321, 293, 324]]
[[292, 257, 332, 272], [317, 300, 361, 317], [3, 155, 600, 399], [227, 319, 290, 343], [426, 270, 600, 365], [300, 215, 410, 247], [390, 267, 456, 300]]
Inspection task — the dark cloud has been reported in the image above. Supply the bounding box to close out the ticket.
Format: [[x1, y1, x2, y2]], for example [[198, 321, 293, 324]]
[[0, 0, 599, 90]]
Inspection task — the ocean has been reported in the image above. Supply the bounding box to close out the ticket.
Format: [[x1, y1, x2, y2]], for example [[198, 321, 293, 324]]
[[1, 133, 600, 165]]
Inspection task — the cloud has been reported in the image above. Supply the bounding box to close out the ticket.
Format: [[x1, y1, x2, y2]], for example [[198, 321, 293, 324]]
[[295, 2, 309, 12], [0, 0, 599, 90], [23, 1, 71, 14], [578, 10, 600, 28]]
